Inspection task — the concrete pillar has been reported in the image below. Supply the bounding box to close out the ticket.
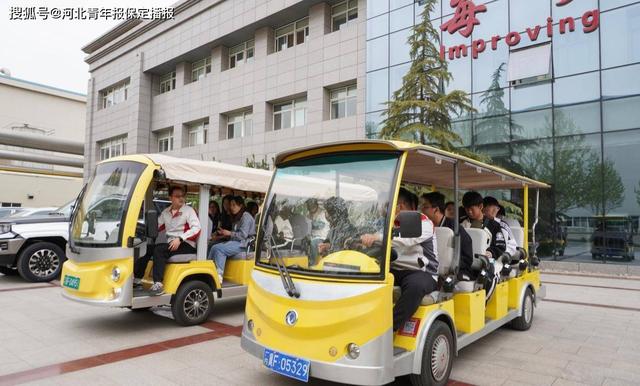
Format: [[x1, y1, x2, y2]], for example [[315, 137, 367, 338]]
[[255, 26, 274, 57], [309, 2, 331, 37], [127, 51, 152, 155]]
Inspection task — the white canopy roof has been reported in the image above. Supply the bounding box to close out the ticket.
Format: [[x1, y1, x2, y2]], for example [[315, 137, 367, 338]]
[[145, 154, 272, 193]]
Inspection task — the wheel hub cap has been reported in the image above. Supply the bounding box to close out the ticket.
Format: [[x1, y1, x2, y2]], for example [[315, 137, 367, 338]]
[[431, 335, 450, 381], [184, 289, 209, 320], [28, 249, 59, 278]]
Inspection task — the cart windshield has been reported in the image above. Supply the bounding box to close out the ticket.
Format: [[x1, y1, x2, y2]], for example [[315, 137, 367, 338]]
[[256, 152, 399, 278], [70, 161, 146, 247]]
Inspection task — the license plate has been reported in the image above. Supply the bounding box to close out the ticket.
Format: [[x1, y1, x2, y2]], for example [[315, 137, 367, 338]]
[[263, 348, 310, 382], [63, 275, 80, 290]]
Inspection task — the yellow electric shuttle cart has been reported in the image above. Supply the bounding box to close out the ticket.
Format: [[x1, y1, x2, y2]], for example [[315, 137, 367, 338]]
[[61, 154, 271, 326], [241, 140, 548, 385]]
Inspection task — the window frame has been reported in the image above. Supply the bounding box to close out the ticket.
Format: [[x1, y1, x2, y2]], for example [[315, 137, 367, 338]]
[[99, 136, 127, 161], [191, 57, 212, 82], [331, 0, 358, 32], [159, 71, 176, 94], [275, 17, 309, 53], [226, 111, 253, 139], [157, 129, 174, 152], [330, 84, 358, 119], [187, 121, 209, 147], [273, 97, 307, 130], [229, 40, 255, 69], [100, 80, 130, 109]]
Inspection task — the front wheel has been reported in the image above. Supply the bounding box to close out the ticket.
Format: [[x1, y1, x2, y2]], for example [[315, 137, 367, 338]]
[[17, 242, 65, 282], [410, 320, 454, 386], [511, 288, 534, 331], [171, 280, 214, 326]]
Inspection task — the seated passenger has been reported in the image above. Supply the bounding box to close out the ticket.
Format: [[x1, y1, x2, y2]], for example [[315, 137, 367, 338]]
[[317, 197, 357, 257], [461, 191, 507, 259], [498, 204, 521, 228], [208, 201, 221, 236], [482, 197, 517, 258], [444, 201, 456, 219], [133, 186, 201, 295], [208, 196, 255, 283], [361, 188, 439, 332], [306, 198, 329, 265], [246, 201, 260, 219], [421, 192, 476, 281], [274, 205, 294, 243]]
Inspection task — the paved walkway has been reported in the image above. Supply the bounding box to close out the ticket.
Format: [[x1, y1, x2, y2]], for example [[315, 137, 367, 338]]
[[0, 272, 638, 386]]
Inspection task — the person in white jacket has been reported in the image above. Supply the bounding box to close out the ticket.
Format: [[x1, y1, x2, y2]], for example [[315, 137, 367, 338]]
[[134, 186, 201, 295], [361, 188, 439, 332]]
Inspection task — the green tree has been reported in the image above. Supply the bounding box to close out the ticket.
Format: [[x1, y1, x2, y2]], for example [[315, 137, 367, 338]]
[[380, 0, 474, 154], [245, 154, 271, 170], [635, 181, 640, 208], [587, 158, 625, 214]]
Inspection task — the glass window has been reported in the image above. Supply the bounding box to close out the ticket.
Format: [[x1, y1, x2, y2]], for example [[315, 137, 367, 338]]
[[553, 24, 599, 77], [157, 129, 174, 152], [604, 96, 640, 132], [601, 4, 640, 69], [472, 0, 507, 41], [602, 64, 640, 99], [366, 69, 389, 112], [389, 27, 412, 66], [159, 71, 176, 94], [229, 40, 254, 69], [332, 0, 358, 31], [100, 80, 130, 109], [389, 62, 411, 98], [98, 135, 127, 160], [602, 0, 640, 11], [473, 87, 509, 117], [368, 0, 389, 18], [367, 13, 389, 39], [554, 103, 601, 136], [191, 57, 212, 82], [274, 97, 306, 130], [415, 0, 441, 22], [227, 111, 253, 139], [553, 72, 600, 105], [330, 85, 357, 119], [444, 51, 471, 93], [452, 119, 472, 147], [474, 115, 510, 145], [511, 109, 552, 140], [553, 0, 597, 19], [391, 0, 412, 11], [366, 111, 385, 138], [511, 82, 551, 112], [507, 44, 552, 84], [603, 131, 640, 235], [389, 5, 413, 32], [510, 0, 550, 34], [366, 36, 389, 71], [275, 17, 309, 52], [473, 44, 508, 94], [187, 121, 208, 146]]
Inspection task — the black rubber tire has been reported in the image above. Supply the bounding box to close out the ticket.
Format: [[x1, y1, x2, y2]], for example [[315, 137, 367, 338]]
[[409, 320, 454, 386], [511, 288, 534, 331], [17, 242, 65, 282], [171, 280, 214, 326], [0, 266, 18, 276]]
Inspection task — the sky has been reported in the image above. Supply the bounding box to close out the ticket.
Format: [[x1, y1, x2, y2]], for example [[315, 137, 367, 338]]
[[0, 0, 176, 95]]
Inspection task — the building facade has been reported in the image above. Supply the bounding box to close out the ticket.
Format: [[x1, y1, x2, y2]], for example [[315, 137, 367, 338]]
[[0, 75, 85, 208], [365, 0, 640, 264], [82, 0, 367, 175]]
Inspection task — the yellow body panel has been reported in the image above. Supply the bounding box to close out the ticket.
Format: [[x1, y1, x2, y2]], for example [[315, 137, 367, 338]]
[[161, 261, 219, 294], [507, 276, 525, 309], [453, 290, 486, 334], [486, 282, 509, 320], [393, 299, 455, 351], [224, 259, 254, 284], [61, 257, 132, 301], [245, 272, 392, 363], [315, 250, 381, 273]]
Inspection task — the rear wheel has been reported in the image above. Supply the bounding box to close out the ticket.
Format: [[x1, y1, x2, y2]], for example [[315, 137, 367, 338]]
[[17, 242, 65, 282], [171, 280, 214, 326], [410, 320, 454, 386], [511, 288, 534, 331]]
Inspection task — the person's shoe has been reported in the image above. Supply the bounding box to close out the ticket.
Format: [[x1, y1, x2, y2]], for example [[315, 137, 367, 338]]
[[149, 282, 164, 295], [218, 273, 224, 284], [133, 278, 143, 290]]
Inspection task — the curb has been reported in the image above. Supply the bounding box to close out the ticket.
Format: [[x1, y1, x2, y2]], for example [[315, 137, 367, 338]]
[[540, 260, 640, 279]]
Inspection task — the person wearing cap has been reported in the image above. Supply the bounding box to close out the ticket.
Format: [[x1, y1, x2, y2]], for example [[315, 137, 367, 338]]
[[421, 192, 476, 281], [482, 196, 517, 258], [461, 192, 507, 259]]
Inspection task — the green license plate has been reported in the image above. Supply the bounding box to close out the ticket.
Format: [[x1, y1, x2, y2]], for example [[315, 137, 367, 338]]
[[63, 275, 80, 290]]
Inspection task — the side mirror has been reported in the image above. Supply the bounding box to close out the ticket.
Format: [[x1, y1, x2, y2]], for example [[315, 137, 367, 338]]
[[395, 211, 423, 238], [146, 210, 158, 239]]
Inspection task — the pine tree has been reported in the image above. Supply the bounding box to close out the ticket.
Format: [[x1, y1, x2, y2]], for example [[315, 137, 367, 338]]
[[380, 0, 474, 154]]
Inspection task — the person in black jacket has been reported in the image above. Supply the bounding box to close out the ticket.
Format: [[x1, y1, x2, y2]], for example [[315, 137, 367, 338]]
[[461, 191, 507, 260], [421, 192, 476, 280]]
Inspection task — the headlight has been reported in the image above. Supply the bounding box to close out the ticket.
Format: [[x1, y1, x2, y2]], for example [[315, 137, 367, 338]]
[[247, 319, 254, 332], [0, 224, 12, 234], [111, 266, 121, 282], [347, 343, 360, 359]]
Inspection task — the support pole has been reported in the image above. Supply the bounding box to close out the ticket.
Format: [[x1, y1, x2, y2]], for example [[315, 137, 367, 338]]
[[197, 185, 210, 261]]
